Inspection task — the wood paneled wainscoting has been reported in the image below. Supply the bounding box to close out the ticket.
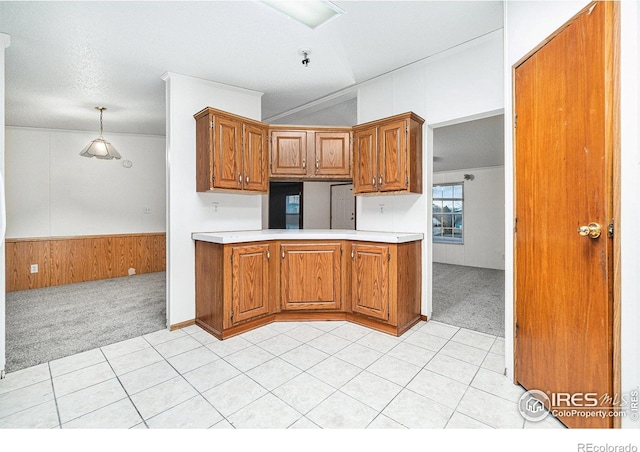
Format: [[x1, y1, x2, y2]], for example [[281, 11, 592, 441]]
[[5, 233, 166, 292]]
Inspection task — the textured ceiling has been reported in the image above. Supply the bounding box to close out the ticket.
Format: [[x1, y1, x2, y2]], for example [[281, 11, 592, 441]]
[[433, 114, 504, 172], [0, 1, 504, 136]]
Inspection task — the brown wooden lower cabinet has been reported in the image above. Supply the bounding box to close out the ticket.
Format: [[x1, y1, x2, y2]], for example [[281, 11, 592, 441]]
[[280, 242, 343, 311], [351, 243, 390, 321], [195, 238, 421, 339]]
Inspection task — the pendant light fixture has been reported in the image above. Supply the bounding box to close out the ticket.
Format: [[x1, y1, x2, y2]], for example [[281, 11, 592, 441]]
[[79, 107, 121, 160]]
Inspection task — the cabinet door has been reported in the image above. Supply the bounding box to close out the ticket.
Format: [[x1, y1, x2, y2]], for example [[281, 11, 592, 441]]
[[213, 116, 243, 190], [378, 119, 407, 192], [231, 244, 270, 324], [243, 123, 268, 192], [270, 131, 308, 177], [353, 127, 378, 194], [351, 243, 389, 321], [195, 112, 215, 192], [314, 132, 351, 178], [281, 243, 342, 310]]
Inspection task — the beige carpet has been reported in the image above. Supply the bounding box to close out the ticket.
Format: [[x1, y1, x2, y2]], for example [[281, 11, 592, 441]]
[[5, 272, 166, 373], [431, 263, 504, 337]]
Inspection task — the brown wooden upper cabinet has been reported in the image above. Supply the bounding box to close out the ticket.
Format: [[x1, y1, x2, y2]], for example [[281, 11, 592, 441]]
[[194, 107, 269, 193], [352, 112, 424, 195], [269, 127, 352, 180]]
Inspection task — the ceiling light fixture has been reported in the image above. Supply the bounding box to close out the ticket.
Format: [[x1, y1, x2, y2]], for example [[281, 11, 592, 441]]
[[299, 48, 311, 67], [262, 0, 344, 29], [80, 107, 121, 160]]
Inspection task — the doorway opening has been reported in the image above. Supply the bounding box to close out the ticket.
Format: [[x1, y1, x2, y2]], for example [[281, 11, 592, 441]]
[[269, 182, 303, 229], [430, 114, 505, 337]]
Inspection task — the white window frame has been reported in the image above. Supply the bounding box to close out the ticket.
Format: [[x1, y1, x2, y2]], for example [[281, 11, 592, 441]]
[[432, 182, 464, 244]]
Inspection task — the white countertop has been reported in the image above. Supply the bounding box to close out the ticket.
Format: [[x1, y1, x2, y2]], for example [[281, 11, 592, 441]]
[[192, 229, 423, 244]]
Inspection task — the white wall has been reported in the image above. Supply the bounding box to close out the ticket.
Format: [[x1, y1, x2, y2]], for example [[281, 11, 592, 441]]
[[432, 166, 505, 270], [356, 29, 504, 320], [505, 0, 640, 428], [4, 127, 166, 238], [163, 72, 263, 327], [1, 33, 10, 376], [620, 3, 640, 429], [271, 98, 357, 127], [303, 181, 332, 229]]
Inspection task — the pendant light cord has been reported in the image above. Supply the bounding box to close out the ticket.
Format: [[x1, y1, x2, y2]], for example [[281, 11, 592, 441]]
[[99, 108, 104, 137]]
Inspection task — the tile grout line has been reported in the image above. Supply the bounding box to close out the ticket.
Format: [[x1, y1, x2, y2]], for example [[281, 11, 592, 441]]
[[48, 361, 63, 429], [103, 341, 152, 429], [362, 330, 451, 428], [140, 333, 231, 429]]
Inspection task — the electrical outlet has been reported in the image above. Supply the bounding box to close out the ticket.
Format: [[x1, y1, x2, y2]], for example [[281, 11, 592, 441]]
[[212, 202, 220, 213], [379, 203, 385, 214], [144, 207, 152, 214], [30, 264, 38, 274]]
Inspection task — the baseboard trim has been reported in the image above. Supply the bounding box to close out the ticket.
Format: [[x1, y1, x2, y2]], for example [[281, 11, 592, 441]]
[[171, 319, 196, 331]]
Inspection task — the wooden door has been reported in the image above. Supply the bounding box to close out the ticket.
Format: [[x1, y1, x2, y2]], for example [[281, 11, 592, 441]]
[[514, 1, 618, 429], [231, 244, 270, 324], [377, 119, 407, 192], [353, 127, 378, 194], [243, 123, 268, 192], [351, 243, 389, 321], [314, 131, 351, 178], [280, 243, 342, 310], [270, 130, 308, 177], [213, 115, 242, 190]]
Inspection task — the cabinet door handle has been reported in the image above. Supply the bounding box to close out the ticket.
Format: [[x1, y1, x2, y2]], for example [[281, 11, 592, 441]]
[[245, 175, 249, 185], [379, 176, 383, 187], [238, 172, 242, 186], [315, 159, 319, 172], [302, 158, 306, 169], [372, 177, 377, 189]]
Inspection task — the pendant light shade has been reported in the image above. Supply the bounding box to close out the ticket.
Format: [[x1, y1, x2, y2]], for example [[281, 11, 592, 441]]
[[80, 107, 121, 160]]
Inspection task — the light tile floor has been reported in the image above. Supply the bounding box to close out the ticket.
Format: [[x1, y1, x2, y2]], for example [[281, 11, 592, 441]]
[[0, 320, 567, 429]]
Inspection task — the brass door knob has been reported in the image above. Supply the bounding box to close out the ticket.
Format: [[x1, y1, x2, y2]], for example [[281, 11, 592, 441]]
[[578, 222, 602, 239]]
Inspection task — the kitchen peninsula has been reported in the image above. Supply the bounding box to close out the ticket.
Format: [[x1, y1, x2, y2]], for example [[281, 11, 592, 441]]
[[193, 230, 423, 340]]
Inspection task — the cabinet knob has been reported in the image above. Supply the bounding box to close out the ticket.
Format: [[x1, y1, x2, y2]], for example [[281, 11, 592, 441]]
[[302, 158, 306, 169]]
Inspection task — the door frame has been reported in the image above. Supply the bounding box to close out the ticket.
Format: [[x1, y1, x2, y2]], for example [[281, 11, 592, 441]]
[[511, 0, 621, 427]]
